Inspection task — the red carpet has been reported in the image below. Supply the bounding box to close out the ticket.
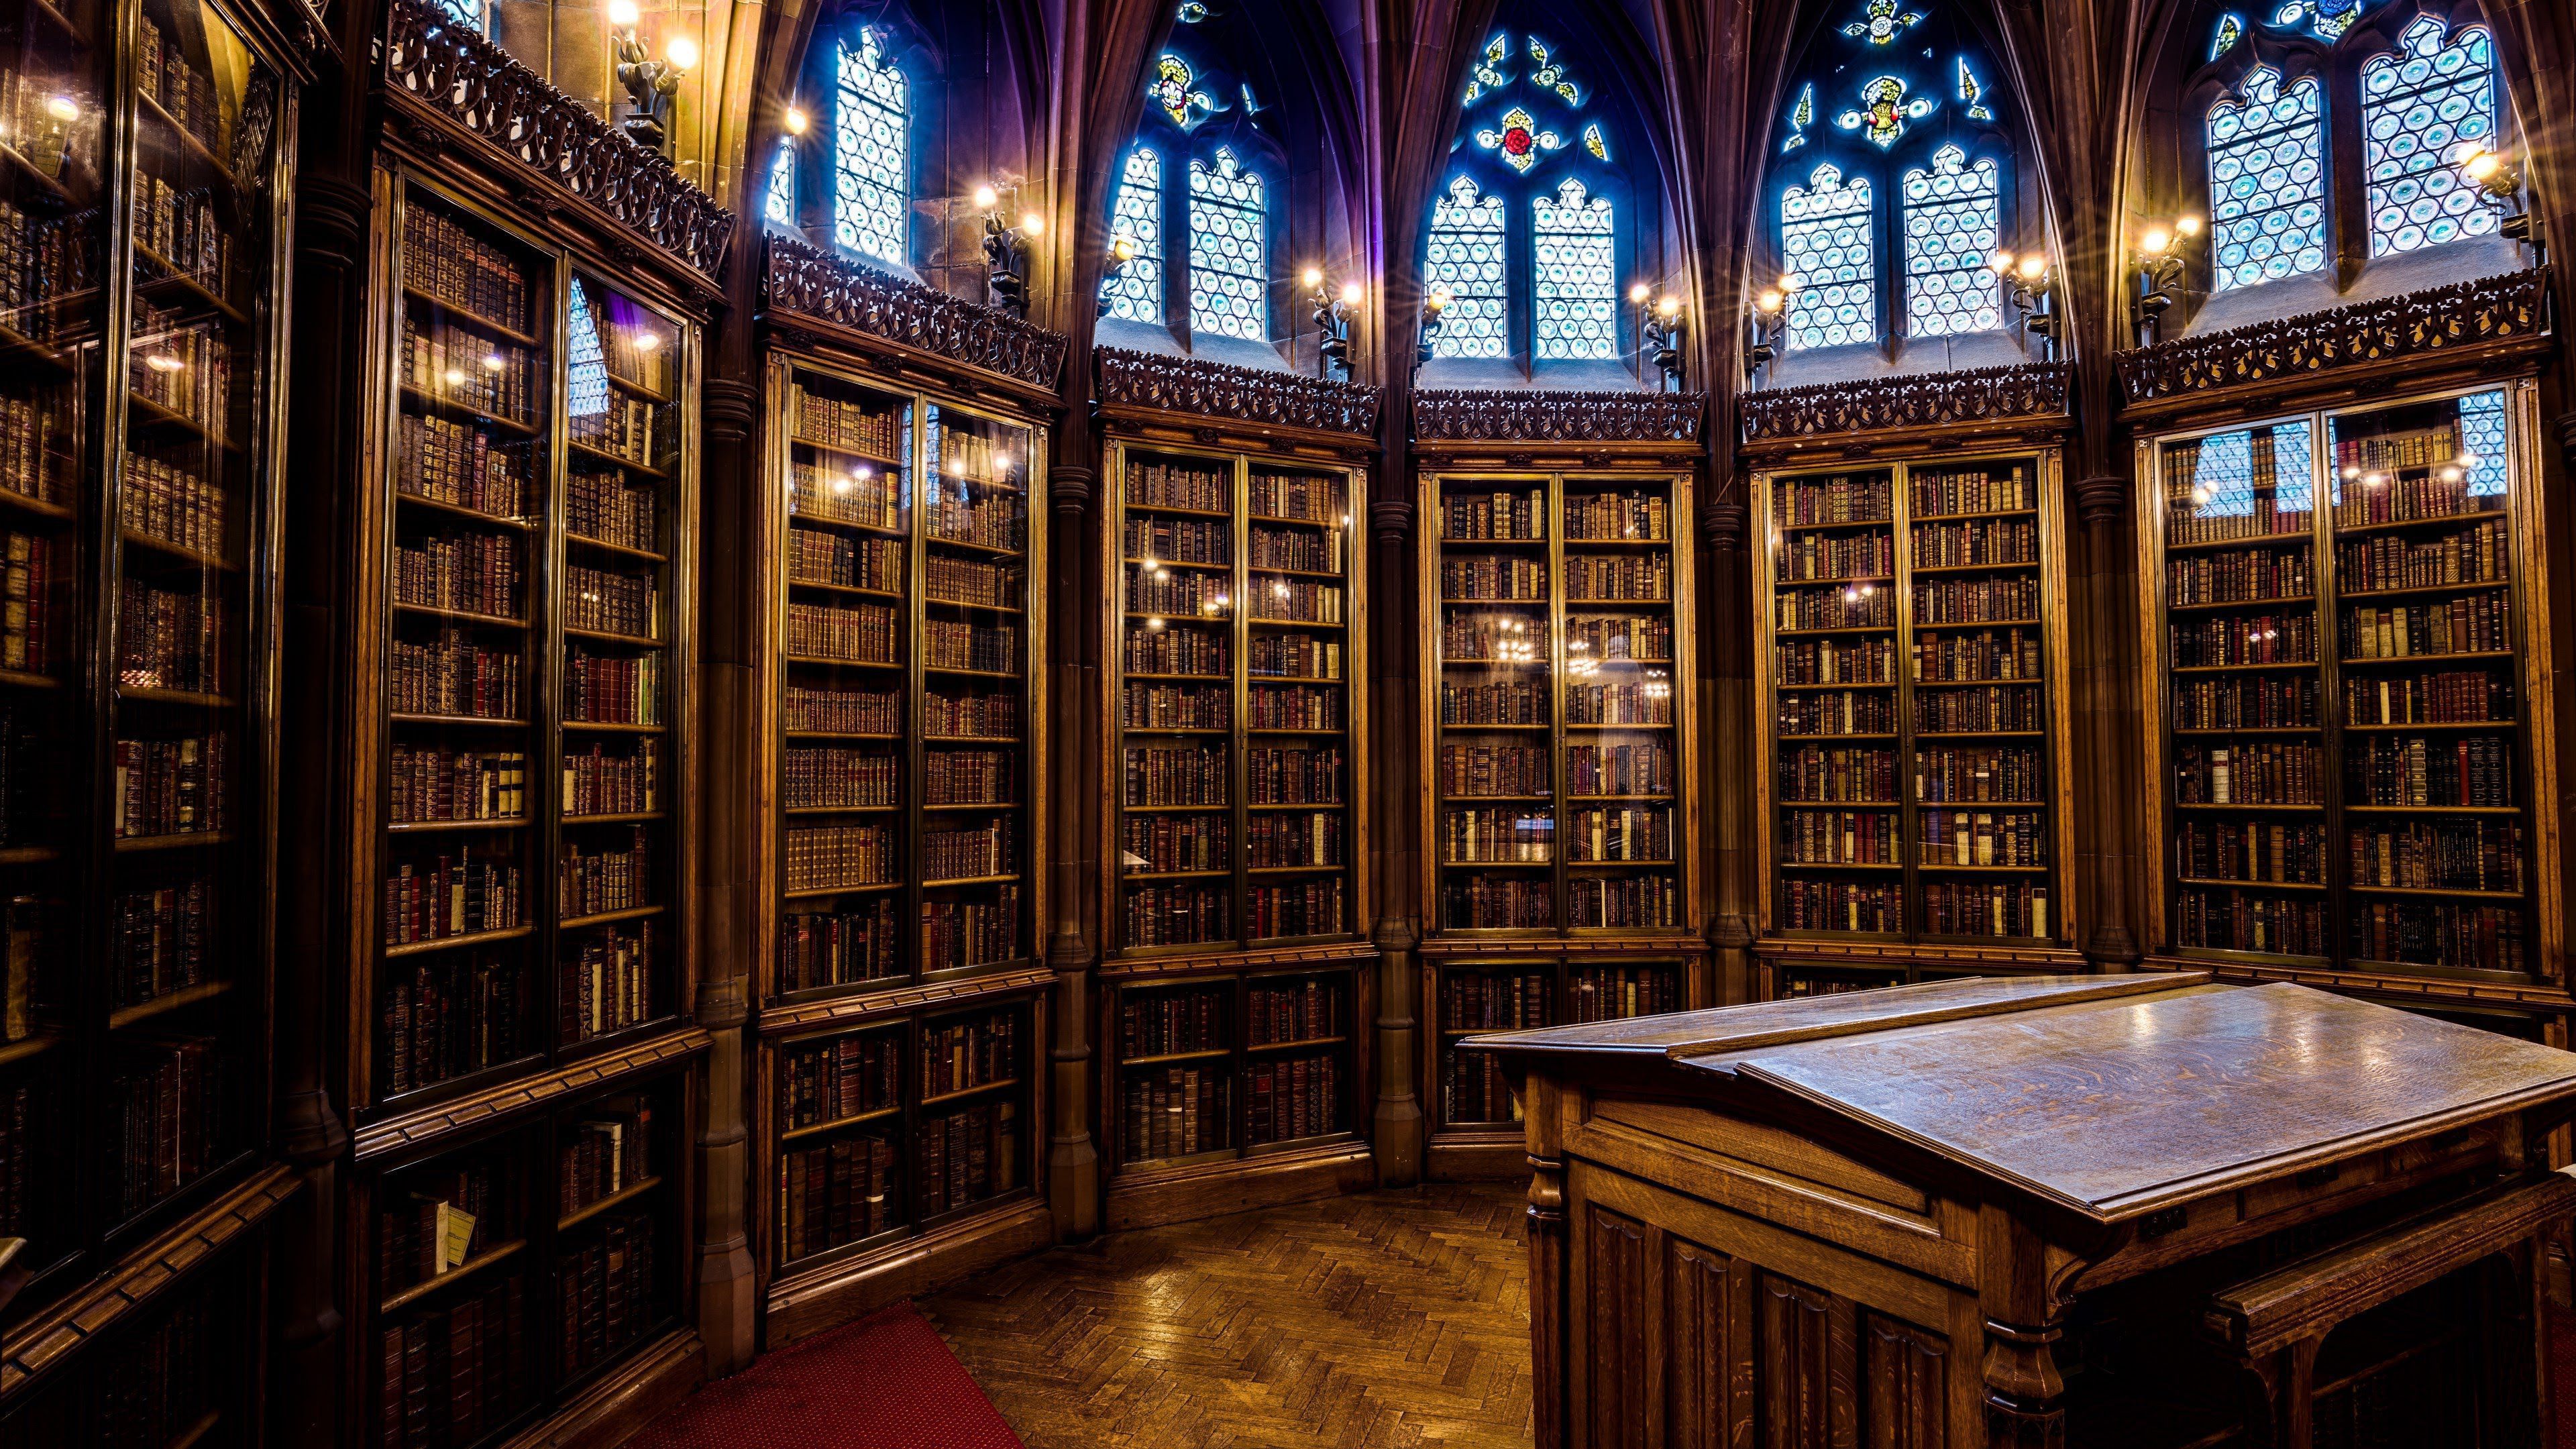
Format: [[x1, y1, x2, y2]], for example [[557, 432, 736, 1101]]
[[624, 1303, 1025, 1449]]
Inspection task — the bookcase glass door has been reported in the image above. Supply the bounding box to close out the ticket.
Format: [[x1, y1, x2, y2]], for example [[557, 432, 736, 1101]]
[[381, 189, 552, 1107], [556, 274, 681, 1053], [2150, 385, 2538, 975], [1562, 478, 1680, 930], [778, 364, 912, 994], [1111, 966, 1354, 1170], [1433, 477, 1556, 932], [773, 1020, 906, 1270], [1427, 956, 1682, 1138], [1, 0, 113, 1289]]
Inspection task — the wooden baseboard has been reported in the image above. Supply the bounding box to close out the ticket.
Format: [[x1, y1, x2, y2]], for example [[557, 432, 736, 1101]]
[[503, 1328, 704, 1449], [763, 1198, 1055, 1346], [1104, 1138, 1377, 1233], [1426, 1134, 1527, 1183]]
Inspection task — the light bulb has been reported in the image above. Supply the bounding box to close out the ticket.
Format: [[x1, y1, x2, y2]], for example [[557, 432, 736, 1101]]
[[146, 354, 184, 373], [1301, 266, 1324, 288], [1987, 249, 2014, 275], [973, 184, 1000, 211], [2464, 150, 2502, 182], [2018, 254, 2047, 281], [1627, 282, 1651, 305], [2341, 466, 2360, 479], [632, 331, 661, 352], [2140, 227, 2171, 258], [1339, 282, 1363, 307], [606, 0, 639, 26], [1656, 295, 1680, 319], [44, 96, 77, 122], [664, 35, 698, 70], [1756, 289, 1782, 312], [1778, 272, 1802, 292], [1110, 233, 1138, 262], [442, 368, 465, 384], [1146, 616, 1165, 631], [784, 107, 808, 136], [2458, 453, 2481, 470], [481, 353, 505, 371], [855, 465, 874, 481], [1019, 211, 1044, 237], [2438, 466, 2463, 483], [2176, 215, 2204, 238]]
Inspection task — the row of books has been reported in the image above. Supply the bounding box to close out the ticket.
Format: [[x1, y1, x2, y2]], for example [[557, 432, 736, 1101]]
[[1918, 810, 2048, 867], [2177, 887, 2326, 954], [1776, 637, 1894, 685], [2168, 543, 2313, 606], [784, 823, 892, 892], [924, 889, 1018, 969], [918, 1100, 1020, 1216], [562, 922, 656, 1043], [1121, 985, 1226, 1059], [1562, 555, 1669, 602], [2349, 735, 2515, 808], [2176, 744, 2322, 806], [1248, 979, 1340, 1045], [2345, 669, 2510, 724], [1442, 877, 1552, 929], [568, 470, 659, 553], [790, 529, 903, 593], [1123, 682, 1228, 731], [110, 881, 207, 1010], [1777, 533, 1892, 581], [1444, 1053, 1521, 1126], [392, 629, 523, 720], [928, 690, 1018, 738], [1122, 812, 1228, 873], [1122, 883, 1228, 946], [2176, 820, 2327, 885], [934, 429, 1018, 485], [2341, 596, 2509, 658], [2352, 900, 2524, 970], [1915, 686, 2044, 733], [777, 1132, 898, 1261], [1438, 680, 1548, 725], [1566, 805, 1672, 862], [132, 172, 226, 291], [1244, 878, 1346, 938], [1919, 745, 2045, 802], [553, 1214, 659, 1379], [1442, 972, 1549, 1032], [785, 683, 898, 735], [1911, 518, 2038, 568], [924, 619, 1019, 674], [1249, 634, 1340, 680], [566, 739, 659, 818], [1910, 468, 2030, 517], [1128, 563, 1228, 615], [98, 1291, 219, 1449], [1564, 967, 1680, 1022], [925, 554, 1020, 610], [1, 529, 56, 673], [382, 851, 523, 945], [558, 828, 653, 919], [2330, 477, 2504, 531], [1774, 475, 1889, 526], [381, 1166, 501, 1292], [921, 1011, 1017, 1097], [1780, 744, 1897, 803], [400, 413, 531, 520], [136, 15, 223, 151], [792, 385, 905, 459], [403, 317, 537, 425], [1248, 684, 1340, 730], [2348, 819, 2524, 894], [396, 529, 521, 619], [1122, 625, 1226, 676], [1441, 557, 1548, 600], [1912, 576, 2041, 624], [2174, 674, 2318, 730], [1440, 743, 1550, 796], [1913, 629, 2043, 682], [1246, 1054, 1338, 1146], [1246, 473, 1340, 524], [1248, 525, 1343, 574], [1122, 1066, 1227, 1161], [1247, 745, 1343, 804], [1248, 578, 1342, 624], [1568, 614, 1672, 659], [1773, 586, 1892, 631], [922, 818, 1013, 881], [1440, 808, 1556, 863], [1123, 745, 1229, 806], [111, 733, 225, 838], [1440, 612, 1544, 661], [564, 564, 659, 639], [789, 464, 900, 530], [1920, 881, 2051, 939], [2337, 520, 2508, 592], [378, 1276, 529, 1449], [0, 391, 76, 506], [1126, 461, 1229, 513], [1127, 516, 1228, 564], [1778, 879, 1899, 933], [1440, 490, 1547, 541], [116, 576, 223, 694], [109, 1034, 225, 1218], [777, 900, 901, 994], [1781, 809, 1894, 865], [781, 1029, 904, 1130], [380, 949, 519, 1098], [1245, 810, 1341, 868], [1776, 690, 1894, 736], [564, 649, 661, 724], [570, 395, 659, 470], [404, 202, 535, 333], [783, 745, 898, 810], [560, 1102, 655, 1215], [1564, 492, 1668, 542]]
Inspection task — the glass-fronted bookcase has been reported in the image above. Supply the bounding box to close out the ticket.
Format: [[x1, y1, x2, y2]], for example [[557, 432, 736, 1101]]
[[2136, 380, 2558, 984]]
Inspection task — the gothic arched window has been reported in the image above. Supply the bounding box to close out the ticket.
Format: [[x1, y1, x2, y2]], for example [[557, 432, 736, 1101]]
[[1103, 146, 1167, 325], [1189, 148, 1268, 341], [2361, 17, 2496, 256], [834, 24, 910, 266], [1425, 32, 1631, 369], [2206, 66, 2326, 289], [1767, 0, 2015, 352], [1096, 27, 1284, 350], [765, 140, 797, 227]]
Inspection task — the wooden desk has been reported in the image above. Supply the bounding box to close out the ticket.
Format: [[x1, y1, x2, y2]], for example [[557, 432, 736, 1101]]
[[1464, 974, 2576, 1448]]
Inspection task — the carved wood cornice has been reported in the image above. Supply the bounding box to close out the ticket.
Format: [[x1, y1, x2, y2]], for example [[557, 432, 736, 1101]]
[[1411, 389, 1706, 445], [377, 0, 732, 289], [2115, 270, 2551, 417], [2136, 955, 2576, 1012], [0, 1165, 300, 1400], [1413, 934, 1709, 961], [1094, 348, 1383, 440], [761, 236, 1068, 402], [1738, 363, 2072, 453], [354, 1027, 713, 1163], [753, 965, 1055, 1038], [1753, 937, 2087, 973], [1094, 941, 1378, 981]]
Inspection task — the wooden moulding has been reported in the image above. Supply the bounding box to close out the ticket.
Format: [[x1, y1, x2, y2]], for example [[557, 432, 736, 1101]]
[[760, 237, 1067, 411], [0, 1164, 300, 1401], [1103, 1138, 1378, 1234], [1411, 389, 1705, 471], [1737, 361, 2073, 463], [1094, 347, 1382, 459], [755, 965, 1055, 1037], [1755, 938, 2088, 976], [496, 1328, 705, 1449], [1095, 939, 1379, 981], [1425, 1133, 1529, 1183], [2135, 955, 2576, 1013], [762, 1199, 1054, 1346], [1415, 935, 1711, 961], [354, 1027, 714, 1163]]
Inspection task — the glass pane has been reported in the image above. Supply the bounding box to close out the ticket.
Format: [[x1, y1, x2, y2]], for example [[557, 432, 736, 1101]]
[[1100, 146, 1163, 325], [1120, 448, 1236, 948], [1781, 163, 1874, 350], [833, 24, 907, 266], [1186, 147, 1265, 342], [2207, 66, 2327, 290], [1900, 146, 2001, 339], [1245, 466, 1350, 942], [2361, 18, 2498, 258], [1426, 176, 1506, 360], [1768, 469, 1899, 932], [1436, 478, 1554, 930], [1532, 178, 1615, 362], [1563, 479, 1677, 928]]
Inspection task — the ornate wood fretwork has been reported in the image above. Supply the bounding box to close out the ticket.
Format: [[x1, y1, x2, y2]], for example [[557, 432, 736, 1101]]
[[378, 0, 732, 284], [1412, 388, 1705, 443], [762, 235, 1067, 394], [1739, 363, 2071, 445], [2116, 270, 2550, 407], [1095, 348, 1382, 438]]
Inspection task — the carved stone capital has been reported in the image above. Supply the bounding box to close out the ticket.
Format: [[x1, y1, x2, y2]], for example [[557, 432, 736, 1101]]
[[1698, 496, 1746, 553], [2072, 474, 2130, 529], [700, 378, 757, 446], [1370, 915, 1418, 953], [1707, 912, 1754, 952], [1046, 926, 1093, 973], [693, 973, 751, 1030], [276, 1087, 352, 1167], [1052, 465, 1095, 519], [1371, 498, 1413, 547], [293, 178, 371, 270]]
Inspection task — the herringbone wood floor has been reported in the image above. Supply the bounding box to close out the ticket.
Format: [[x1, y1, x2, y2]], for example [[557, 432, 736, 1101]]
[[920, 1183, 1536, 1449]]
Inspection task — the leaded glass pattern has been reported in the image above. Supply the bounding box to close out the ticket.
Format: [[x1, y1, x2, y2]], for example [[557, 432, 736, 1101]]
[[2362, 18, 2497, 258], [765, 141, 796, 227], [1426, 176, 1507, 359], [1102, 146, 1167, 325], [1533, 178, 1615, 361], [1901, 146, 2000, 338], [437, 0, 482, 30], [1188, 148, 1267, 341], [2460, 390, 2508, 497], [1782, 163, 1875, 350], [2207, 66, 2326, 291], [2176, 421, 2315, 519], [567, 279, 609, 423], [834, 25, 909, 266]]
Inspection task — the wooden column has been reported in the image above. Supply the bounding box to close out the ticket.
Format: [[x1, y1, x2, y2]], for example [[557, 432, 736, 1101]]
[[1371, 415, 1424, 1181], [1047, 456, 1102, 1241], [1524, 1073, 1570, 1449], [1978, 1205, 2070, 1449], [1699, 491, 1753, 1004], [2071, 470, 2141, 969]]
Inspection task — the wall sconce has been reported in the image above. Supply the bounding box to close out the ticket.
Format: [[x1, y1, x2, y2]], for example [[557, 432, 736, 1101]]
[[976, 182, 1042, 318], [2459, 146, 2544, 262], [1987, 249, 2059, 360], [1744, 274, 1801, 385], [2130, 215, 2203, 345], [1307, 267, 1359, 381], [1416, 284, 1452, 370], [1097, 231, 1140, 319], [608, 0, 694, 155], [1632, 286, 1686, 391]]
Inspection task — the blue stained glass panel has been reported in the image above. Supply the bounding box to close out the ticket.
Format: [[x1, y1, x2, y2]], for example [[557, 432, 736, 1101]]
[[1533, 179, 1616, 361], [2459, 390, 2508, 497], [1781, 163, 1875, 350], [1900, 146, 2000, 338], [2362, 19, 2498, 258], [1188, 148, 1267, 342], [2206, 67, 2326, 291], [1102, 147, 1166, 325], [765, 141, 796, 227], [1426, 176, 1507, 360], [834, 26, 910, 266]]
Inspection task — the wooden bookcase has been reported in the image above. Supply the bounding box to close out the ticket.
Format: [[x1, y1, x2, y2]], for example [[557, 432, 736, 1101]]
[[1749, 447, 2080, 991], [1415, 467, 1699, 1179], [2137, 380, 2561, 986], [335, 163, 712, 1445], [1091, 437, 1373, 1230], [0, 0, 303, 1322], [747, 343, 1053, 1339]]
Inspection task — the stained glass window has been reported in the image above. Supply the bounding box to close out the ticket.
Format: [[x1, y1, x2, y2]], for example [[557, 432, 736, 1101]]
[[1426, 176, 1507, 359], [2210, 12, 2245, 58], [765, 141, 796, 227], [566, 279, 610, 423], [1902, 146, 2000, 337], [1188, 147, 1267, 341], [1534, 178, 1616, 361], [2176, 421, 2314, 520], [2460, 390, 2508, 497], [1101, 146, 1166, 324], [2362, 18, 2497, 258], [2206, 66, 2326, 290], [1836, 75, 1933, 149], [437, 0, 482, 30], [1782, 163, 1875, 350], [834, 25, 909, 266]]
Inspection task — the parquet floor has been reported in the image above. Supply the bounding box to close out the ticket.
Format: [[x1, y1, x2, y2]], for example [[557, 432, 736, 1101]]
[[919, 1183, 1536, 1449]]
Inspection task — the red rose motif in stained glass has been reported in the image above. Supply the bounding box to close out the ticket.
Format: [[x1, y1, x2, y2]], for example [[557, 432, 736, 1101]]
[[1502, 125, 1534, 156]]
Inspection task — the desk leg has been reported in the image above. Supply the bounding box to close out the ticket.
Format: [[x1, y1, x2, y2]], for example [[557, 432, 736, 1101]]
[[1980, 1207, 2068, 1449], [1526, 1074, 1570, 1449]]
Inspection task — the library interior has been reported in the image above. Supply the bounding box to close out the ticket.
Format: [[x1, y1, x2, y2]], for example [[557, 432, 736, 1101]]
[[3, 0, 2576, 1444]]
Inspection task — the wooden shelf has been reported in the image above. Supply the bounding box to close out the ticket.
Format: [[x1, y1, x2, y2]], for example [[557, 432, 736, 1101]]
[[402, 286, 542, 347], [790, 435, 906, 470], [779, 1106, 900, 1144], [396, 490, 535, 530], [399, 384, 539, 437], [119, 527, 237, 572], [394, 600, 526, 629], [108, 979, 233, 1030], [920, 1077, 1020, 1108], [560, 904, 665, 930], [567, 532, 668, 564], [569, 437, 668, 480], [384, 924, 536, 959], [557, 1174, 665, 1232], [389, 816, 529, 834], [115, 829, 233, 853], [378, 1238, 527, 1316]]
